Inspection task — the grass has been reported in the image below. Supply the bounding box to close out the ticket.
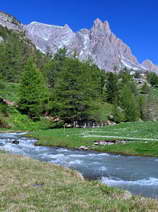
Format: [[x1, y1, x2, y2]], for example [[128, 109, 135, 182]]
[[0, 107, 52, 131], [1, 118, 158, 156], [93, 141, 158, 157], [31, 121, 158, 157], [0, 152, 158, 211]]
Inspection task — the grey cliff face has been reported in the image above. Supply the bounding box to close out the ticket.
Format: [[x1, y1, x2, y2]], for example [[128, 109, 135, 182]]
[[24, 18, 150, 72], [0, 11, 23, 32], [0, 11, 157, 73], [24, 22, 76, 54], [76, 18, 139, 71]]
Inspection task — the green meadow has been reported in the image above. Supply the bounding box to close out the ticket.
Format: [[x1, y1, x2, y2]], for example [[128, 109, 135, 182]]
[[30, 121, 158, 157]]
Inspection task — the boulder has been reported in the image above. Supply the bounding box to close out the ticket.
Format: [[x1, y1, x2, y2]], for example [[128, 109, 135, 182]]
[[79, 146, 88, 150], [12, 140, 19, 144]]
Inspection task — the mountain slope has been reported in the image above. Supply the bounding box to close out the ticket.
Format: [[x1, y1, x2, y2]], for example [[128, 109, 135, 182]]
[[0, 12, 48, 82]]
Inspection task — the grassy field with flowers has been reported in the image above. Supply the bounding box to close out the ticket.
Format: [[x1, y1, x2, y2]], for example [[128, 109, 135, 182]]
[[32, 121, 158, 157]]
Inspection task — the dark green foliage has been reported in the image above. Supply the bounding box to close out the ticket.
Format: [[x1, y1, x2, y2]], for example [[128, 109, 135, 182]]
[[43, 49, 67, 88], [0, 26, 48, 82], [0, 103, 8, 116], [0, 23, 156, 126], [139, 95, 146, 120], [44, 51, 104, 124], [53, 47, 67, 61], [118, 71, 138, 96], [113, 106, 126, 123], [0, 115, 10, 128], [53, 58, 103, 123], [134, 71, 141, 79], [141, 82, 151, 94], [18, 58, 48, 120], [147, 72, 158, 87], [0, 73, 6, 89], [88, 102, 113, 122], [0, 97, 10, 128], [105, 72, 118, 104], [105, 71, 140, 122], [119, 70, 132, 83], [118, 84, 140, 121], [139, 94, 158, 121]]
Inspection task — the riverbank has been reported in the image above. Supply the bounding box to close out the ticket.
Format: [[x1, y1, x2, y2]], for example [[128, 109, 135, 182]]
[[31, 121, 158, 157], [1, 121, 158, 157], [0, 151, 158, 212]]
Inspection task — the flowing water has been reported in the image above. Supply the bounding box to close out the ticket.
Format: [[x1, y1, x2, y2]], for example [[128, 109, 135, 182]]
[[0, 132, 158, 198]]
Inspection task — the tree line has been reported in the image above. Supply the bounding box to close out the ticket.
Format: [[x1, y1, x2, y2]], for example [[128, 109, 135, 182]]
[[17, 48, 158, 126], [0, 23, 158, 126]]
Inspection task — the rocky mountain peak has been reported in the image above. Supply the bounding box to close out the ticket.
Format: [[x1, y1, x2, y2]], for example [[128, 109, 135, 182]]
[[92, 18, 111, 34], [24, 18, 158, 72], [63, 24, 72, 31], [0, 11, 157, 73]]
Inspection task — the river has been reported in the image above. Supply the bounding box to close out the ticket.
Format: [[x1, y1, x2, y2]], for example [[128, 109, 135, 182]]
[[0, 132, 158, 198]]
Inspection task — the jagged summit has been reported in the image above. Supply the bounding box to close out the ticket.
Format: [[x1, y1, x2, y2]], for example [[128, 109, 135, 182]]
[[93, 18, 111, 34], [94, 18, 103, 24], [24, 18, 140, 71], [0, 11, 157, 73], [24, 18, 158, 72]]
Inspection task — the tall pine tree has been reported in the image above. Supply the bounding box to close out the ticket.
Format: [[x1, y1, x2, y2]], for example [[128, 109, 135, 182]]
[[18, 58, 48, 120], [105, 72, 118, 104], [51, 57, 103, 124], [119, 84, 140, 121]]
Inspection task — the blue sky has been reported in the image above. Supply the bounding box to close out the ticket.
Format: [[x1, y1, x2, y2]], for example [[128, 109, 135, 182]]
[[1, 0, 158, 64]]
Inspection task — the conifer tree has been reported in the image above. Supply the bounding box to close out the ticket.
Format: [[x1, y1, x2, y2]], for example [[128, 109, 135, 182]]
[[51, 57, 103, 124], [147, 72, 158, 87], [105, 72, 118, 104], [18, 58, 48, 120], [119, 85, 140, 121]]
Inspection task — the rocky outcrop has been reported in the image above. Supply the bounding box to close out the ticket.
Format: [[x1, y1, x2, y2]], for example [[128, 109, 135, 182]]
[[12, 140, 19, 145], [24, 22, 76, 53], [94, 140, 127, 145], [0, 11, 23, 32], [142, 60, 158, 73], [80, 18, 139, 71], [79, 146, 89, 150]]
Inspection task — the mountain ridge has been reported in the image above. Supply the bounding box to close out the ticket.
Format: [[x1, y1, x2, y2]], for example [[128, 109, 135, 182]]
[[0, 11, 157, 73]]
